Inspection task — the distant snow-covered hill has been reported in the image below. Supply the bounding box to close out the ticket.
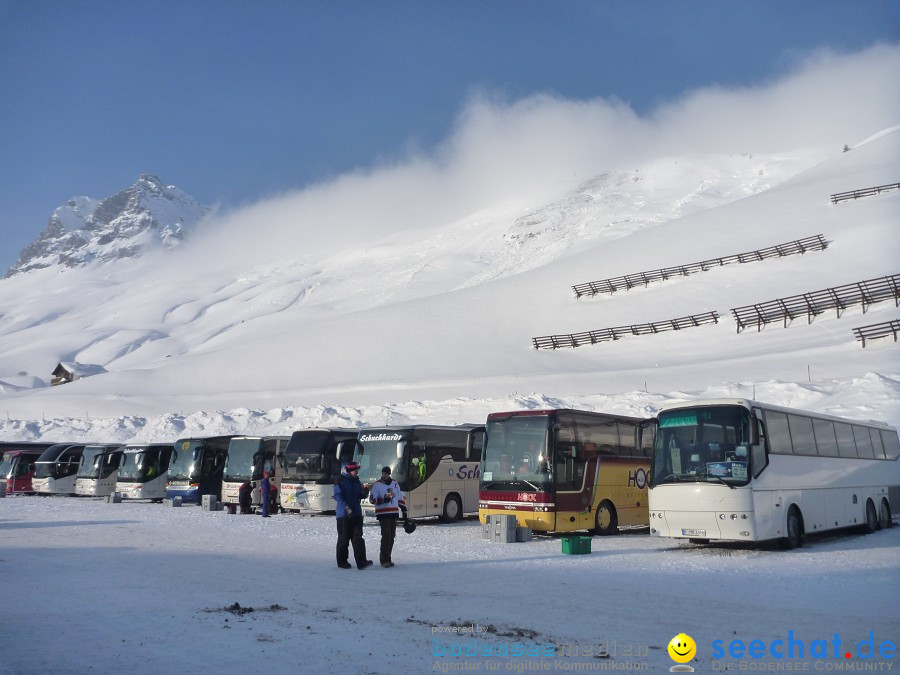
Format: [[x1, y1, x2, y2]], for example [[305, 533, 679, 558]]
[[0, 131, 898, 441], [5, 174, 209, 277]]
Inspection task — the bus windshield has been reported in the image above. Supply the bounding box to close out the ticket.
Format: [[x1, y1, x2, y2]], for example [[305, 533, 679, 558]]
[[482, 415, 552, 491], [224, 438, 264, 482], [356, 432, 408, 484], [118, 449, 160, 482], [77, 446, 107, 479], [283, 431, 332, 481], [652, 405, 752, 487], [168, 442, 201, 480]]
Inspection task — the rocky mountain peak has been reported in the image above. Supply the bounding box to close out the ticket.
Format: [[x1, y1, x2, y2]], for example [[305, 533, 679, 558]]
[[5, 175, 209, 277]]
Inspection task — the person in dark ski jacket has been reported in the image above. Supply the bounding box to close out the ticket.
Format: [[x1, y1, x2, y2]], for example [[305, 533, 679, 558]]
[[238, 480, 253, 514], [333, 462, 372, 570], [260, 472, 271, 517]]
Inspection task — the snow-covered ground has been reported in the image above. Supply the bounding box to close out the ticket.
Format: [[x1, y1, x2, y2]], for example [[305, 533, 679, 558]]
[[1, 496, 897, 673]]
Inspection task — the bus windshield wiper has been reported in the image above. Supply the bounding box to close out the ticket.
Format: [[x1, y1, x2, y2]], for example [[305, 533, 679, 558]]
[[520, 479, 541, 492], [704, 473, 735, 489]]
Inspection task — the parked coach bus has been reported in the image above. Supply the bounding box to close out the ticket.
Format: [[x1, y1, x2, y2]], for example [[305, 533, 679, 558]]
[[648, 399, 900, 548], [33, 444, 87, 495], [479, 409, 655, 534], [279, 429, 358, 513], [355, 425, 485, 522], [220, 436, 289, 512], [166, 436, 234, 504], [0, 443, 54, 495], [74, 444, 124, 497], [116, 443, 175, 501]]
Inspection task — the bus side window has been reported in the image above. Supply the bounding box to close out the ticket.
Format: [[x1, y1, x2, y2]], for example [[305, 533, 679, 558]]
[[555, 445, 576, 489], [751, 417, 769, 478]]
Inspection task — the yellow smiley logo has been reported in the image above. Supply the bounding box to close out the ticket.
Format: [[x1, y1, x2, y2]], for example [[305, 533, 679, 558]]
[[668, 633, 697, 664]]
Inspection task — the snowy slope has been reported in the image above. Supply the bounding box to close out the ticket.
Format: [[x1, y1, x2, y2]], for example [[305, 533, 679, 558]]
[[0, 130, 898, 438], [1, 497, 897, 673]]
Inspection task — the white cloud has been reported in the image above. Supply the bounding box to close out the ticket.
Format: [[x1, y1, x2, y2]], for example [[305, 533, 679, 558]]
[[187, 44, 900, 266]]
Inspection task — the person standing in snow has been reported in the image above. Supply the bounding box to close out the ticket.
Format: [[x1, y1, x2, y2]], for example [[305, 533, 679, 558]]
[[260, 471, 271, 517], [368, 465, 406, 567], [333, 462, 372, 570], [238, 480, 253, 514]]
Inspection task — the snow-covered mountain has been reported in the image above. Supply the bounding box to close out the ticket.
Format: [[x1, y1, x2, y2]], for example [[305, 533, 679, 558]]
[[0, 129, 897, 441], [5, 174, 209, 277]]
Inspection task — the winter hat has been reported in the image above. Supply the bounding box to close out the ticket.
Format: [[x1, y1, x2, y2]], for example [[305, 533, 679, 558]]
[[381, 466, 391, 475], [345, 462, 360, 472]]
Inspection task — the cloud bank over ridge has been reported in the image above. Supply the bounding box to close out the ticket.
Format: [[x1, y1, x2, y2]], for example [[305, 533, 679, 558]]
[[185, 44, 900, 267]]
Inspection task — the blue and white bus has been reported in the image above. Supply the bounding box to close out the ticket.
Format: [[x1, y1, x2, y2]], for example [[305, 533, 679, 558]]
[[355, 425, 485, 523], [649, 398, 900, 548], [166, 436, 235, 504]]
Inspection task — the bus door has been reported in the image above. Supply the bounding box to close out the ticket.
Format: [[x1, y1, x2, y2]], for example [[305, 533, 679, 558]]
[[97, 448, 124, 495], [407, 443, 433, 516], [553, 436, 592, 531]]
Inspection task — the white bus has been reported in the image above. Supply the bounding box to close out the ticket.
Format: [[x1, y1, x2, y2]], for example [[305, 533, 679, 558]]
[[74, 444, 124, 497], [279, 429, 358, 513], [649, 399, 900, 548], [220, 436, 290, 511], [33, 444, 87, 495], [115, 443, 175, 501], [355, 425, 485, 523]]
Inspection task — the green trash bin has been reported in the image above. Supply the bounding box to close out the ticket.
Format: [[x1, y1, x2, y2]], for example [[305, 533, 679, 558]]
[[561, 535, 592, 555]]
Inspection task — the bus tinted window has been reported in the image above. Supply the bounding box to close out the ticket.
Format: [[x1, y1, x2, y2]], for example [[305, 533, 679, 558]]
[[640, 424, 656, 457], [812, 419, 839, 457], [882, 429, 900, 460], [853, 426, 875, 458], [788, 415, 816, 456], [764, 411, 792, 454], [869, 428, 886, 459], [575, 416, 619, 455], [835, 423, 857, 458], [556, 416, 578, 490]]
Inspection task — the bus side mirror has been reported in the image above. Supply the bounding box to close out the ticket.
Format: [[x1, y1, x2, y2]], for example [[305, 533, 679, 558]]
[[750, 417, 760, 446], [396, 441, 405, 460], [465, 428, 486, 460]]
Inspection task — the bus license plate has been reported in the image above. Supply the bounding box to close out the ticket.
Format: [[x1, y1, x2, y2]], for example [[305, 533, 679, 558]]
[[682, 528, 706, 536]]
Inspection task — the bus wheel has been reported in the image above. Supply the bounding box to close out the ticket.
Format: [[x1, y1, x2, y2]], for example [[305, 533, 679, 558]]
[[782, 507, 803, 549], [440, 494, 462, 523], [878, 499, 892, 530], [592, 500, 618, 536], [864, 500, 878, 533]]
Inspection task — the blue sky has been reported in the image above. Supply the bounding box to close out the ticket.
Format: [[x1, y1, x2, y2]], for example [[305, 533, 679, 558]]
[[1, 0, 898, 272]]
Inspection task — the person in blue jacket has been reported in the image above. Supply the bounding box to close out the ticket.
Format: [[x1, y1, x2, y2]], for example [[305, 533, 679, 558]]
[[333, 462, 372, 570]]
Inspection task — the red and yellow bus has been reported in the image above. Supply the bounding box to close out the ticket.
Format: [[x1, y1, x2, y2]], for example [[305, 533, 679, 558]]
[[478, 409, 655, 534]]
